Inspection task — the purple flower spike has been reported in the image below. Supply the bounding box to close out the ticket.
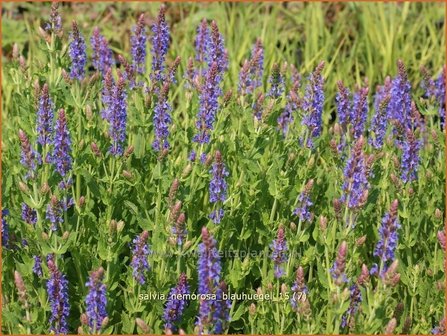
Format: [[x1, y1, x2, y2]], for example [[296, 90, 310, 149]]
[[19, 129, 41, 180], [152, 82, 172, 153], [209, 151, 229, 224], [207, 21, 228, 76], [69, 21, 87, 80], [370, 77, 392, 149], [268, 63, 284, 98], [278, 87, 300, 136], [213, 281, 231, 334], [252, 92, 265, 121], [374, 200, 400, 267], [101, 69, 115, 121], [193, 62, 220, 144], [1, 209, 10, 249], [238, 38, 264, 95], [48, 2, 62, 34], [22, 203, 37, 225], [36, 84, 54, 146], [351, 86, 369, 139], [341, 284, 362, 329], [336, 81, 352, 131], [302, 61, 325, 148], [270, 225, 288, 278], [171, 213, 187, 246], [150, 6, 170, 83], [33, 255, 43, 277], [290, 266, 308, 310], [435, 67, 446, 128], [46, 256, 70, 334], [330, 241, 348, 285], [85, 267, 107, 333], [131, 14, 147, 75], [401, 128, 421, 183], [46, 195, 64, 231], [238, 60, 251, 95], [131, 231, 150, 285], [50, 109, 72, 177], [197, 227, 223, 334], [195, 19, 210, 67], [91, 27, 113, 76], [250, 38, 264, 91], [390, 60, 412, 137], [293, 179, 314, 222], [164, 273, 190, 332], [340, 136, 369, 210], [108, 73, 128, 156]]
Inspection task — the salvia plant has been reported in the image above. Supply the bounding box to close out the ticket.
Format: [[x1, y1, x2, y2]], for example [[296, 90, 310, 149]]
[[1, 2, 445, 335]]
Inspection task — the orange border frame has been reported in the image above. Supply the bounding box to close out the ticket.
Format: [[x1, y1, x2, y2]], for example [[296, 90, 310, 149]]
[[0, 1, 446, 335]]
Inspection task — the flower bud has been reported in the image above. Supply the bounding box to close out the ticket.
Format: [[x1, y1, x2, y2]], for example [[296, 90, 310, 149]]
[[116, 220, 125, 233], [101, 316, 109, 329], [341, 287, 350, 301], [170, 200, 182, 222], [204, 154, 213, 167], [14, 271, 27, 303], [41, 232, 49, 240], [181, 163, 192, 178], [357, 264, 370, 286], [38, 26, 50, 42], [85, 105, 93, 120], [12, 43, 19, 60], [329, 139, 339, 155], [136, 318, 149, 333], [319, 215, 327, 231], [91, 142, 102, 157], [223, 90, 232, 106], [62, 69, 72, 84], [168, 178, 180, 205], [256, 287, 263, 296], [385, 318, 397, 334], [356, 235, 366, 246], [333, 123, 342, 136], [122, 170, 133, 179], [402, 317, 412, 334], [281, 283, 287, 295], [41, 182, 50, 194], [62, 231, 69, 240], [183, 240, 193, 250], [124, 145, 134, 158], [288, 152, 296, 163], [249, 303, 256, 316], [19, 181, 30, 194], [435, 208, 443, 219], [333, 199, 342, 219], [80, 313, 88, 325], [290, 222, 297, 232]]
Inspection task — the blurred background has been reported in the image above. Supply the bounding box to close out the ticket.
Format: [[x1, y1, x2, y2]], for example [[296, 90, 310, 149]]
[[2, 1, 445, 93]]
